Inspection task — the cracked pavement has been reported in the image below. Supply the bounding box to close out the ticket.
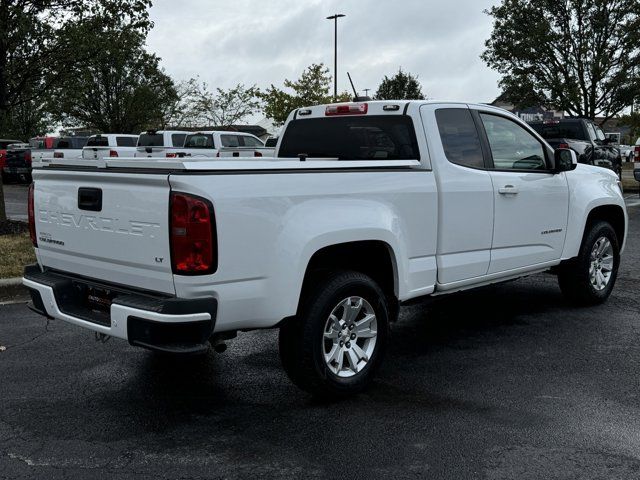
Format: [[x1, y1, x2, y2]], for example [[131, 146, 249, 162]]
[[0, 206, 639, 479]]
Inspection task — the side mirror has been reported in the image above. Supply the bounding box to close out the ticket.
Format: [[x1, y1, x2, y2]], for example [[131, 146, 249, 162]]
[[554, 148, 578, 173]]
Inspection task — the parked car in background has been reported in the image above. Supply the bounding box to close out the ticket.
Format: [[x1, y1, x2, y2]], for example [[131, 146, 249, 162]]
[[2, 143, 31, 183], [181, 131, 275, 158], [0, 139, 22, 176], [25, 100, 627, 398], [29, 136, 57, 163], [618, 144, 634, 162], [81, 134, 139, 160], [529, 119, 622, 178], [52, 136, 89, 160], [135, 130, 188, 158]]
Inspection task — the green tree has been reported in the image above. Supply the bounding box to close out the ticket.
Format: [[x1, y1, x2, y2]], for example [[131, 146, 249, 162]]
[[483, 0, 640, 122], [375, 69, 425, 100], [0, 0, 152, 223], [52, 23, 177, 133], [618, 112, 640, 143], [197, 84, 262, 128], [261, 64, 349, 125]]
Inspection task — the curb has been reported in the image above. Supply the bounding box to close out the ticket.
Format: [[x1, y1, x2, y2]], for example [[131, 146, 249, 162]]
[[0, 277, 29, 304]]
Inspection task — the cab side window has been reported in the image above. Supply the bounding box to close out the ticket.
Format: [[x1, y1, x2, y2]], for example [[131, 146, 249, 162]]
[[435, 108, 485, 169], [479, 114, 548, 171]]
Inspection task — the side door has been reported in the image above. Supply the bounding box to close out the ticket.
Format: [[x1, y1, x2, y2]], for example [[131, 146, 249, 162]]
[[421, 105, 495, 286], [475, 110, 570, 274]]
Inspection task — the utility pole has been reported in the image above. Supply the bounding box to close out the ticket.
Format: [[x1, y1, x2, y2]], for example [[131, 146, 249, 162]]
[[326, 14, 345, 101], [364, 88, 371, 98]]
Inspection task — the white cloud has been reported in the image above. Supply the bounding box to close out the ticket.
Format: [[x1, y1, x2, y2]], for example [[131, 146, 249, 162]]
[[147, 0, 502, 103]]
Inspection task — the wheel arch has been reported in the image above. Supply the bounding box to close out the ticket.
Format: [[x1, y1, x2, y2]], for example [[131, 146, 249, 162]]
[[297, 240, 400, 320]]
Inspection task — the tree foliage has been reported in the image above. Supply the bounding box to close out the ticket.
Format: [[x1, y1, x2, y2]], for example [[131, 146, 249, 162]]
[[261, 64, 349, 125], [375, 69, 425, 100], [483, 0, 640, 121], [52, 23, 177, 133]]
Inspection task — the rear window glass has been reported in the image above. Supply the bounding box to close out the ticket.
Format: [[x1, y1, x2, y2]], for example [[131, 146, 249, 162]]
[[172, 133, 186, 147], [86, 136, 109, 147], [221, 135, 241, 147], [530, 123, 584, 140], [265, 138, 278, 147], [184, 134, 215, 149], [278, 115, 420, 160], [138, 134, 164, 147], [55, 137, 88, 149], [435, 108, 484, 169], [116, 136, 137, 147]]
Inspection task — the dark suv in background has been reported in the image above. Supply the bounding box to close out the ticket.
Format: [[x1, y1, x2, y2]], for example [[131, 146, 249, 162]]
[[529, 118, 622, 178]]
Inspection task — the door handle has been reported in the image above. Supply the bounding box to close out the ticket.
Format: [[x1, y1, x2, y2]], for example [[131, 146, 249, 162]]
[[498, 185, 519, 195]]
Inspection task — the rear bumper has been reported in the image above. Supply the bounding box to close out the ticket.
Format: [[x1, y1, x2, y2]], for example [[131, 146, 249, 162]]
[[23, 265, 217, 354]]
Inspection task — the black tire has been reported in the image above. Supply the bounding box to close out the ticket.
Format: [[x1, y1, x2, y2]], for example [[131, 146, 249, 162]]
[[279, 270, 390, 399], [558, 221, 620, 305]]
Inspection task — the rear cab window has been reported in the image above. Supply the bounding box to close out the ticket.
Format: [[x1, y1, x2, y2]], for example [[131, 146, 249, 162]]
[[86, 136, 109, 147], [116, 137, 137, 147], [278, 115, 420, 160], [221, 135, 241, 148], [55, 137, 88, 149], [138, 134, 164, 147], [530, 122, 585, 141], [184, 134, 215, 148], [171, 134, 186, 147]]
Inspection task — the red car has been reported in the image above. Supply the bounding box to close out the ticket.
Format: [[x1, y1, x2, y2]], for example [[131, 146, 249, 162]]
[[0, 138, 23, 173]]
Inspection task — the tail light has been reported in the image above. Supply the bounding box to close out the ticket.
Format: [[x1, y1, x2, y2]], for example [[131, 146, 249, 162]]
[[166, 152, 177, 158], [558, 143, 570, 149], [634, 146, 640, 161], [326, 103, 368, 116], [54, 152, 63, 158], [28, 183, 37, 247], [25, 151, 32, 164], [0, 151, 5, 168], [170, 192, 216, 275], [254, 151, 263, 157], [109, 150, 118, 157]]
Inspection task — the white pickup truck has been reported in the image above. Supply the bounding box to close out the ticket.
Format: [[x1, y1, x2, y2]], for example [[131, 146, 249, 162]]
[[182, 131, 275, 158], [23, 101, 627, 398], [81, 134, 139, 160]]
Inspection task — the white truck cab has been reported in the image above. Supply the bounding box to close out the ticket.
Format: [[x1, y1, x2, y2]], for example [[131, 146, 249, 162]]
[[24, 100, 627, 398], [81, 134, 139, 160]]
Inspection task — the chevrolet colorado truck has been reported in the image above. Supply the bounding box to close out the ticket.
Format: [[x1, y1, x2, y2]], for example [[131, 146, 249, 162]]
[[23, 101, 627, 398]]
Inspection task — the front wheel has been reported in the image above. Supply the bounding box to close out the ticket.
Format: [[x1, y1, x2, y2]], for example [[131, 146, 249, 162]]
[[279, 271, 390, 399], [558, 221, 620, 305]]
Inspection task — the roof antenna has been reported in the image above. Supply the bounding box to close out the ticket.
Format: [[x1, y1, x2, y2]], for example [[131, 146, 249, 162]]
[[347, 72, 371, 102]]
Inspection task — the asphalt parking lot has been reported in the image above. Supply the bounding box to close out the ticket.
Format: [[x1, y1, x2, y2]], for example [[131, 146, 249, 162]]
[[0, 206, 639, 479]]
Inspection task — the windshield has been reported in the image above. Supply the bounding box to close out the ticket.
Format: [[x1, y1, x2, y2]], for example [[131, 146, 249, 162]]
[[184, 134, 215, 149], [138, 134, 164, 147], [278, 115, 420, 160]]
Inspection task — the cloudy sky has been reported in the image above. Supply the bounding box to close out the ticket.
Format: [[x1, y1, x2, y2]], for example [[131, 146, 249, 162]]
[[147, 0, 502, 104]]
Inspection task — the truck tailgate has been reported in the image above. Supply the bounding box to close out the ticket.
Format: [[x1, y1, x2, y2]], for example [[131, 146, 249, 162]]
[[33, 169, 175, 295]]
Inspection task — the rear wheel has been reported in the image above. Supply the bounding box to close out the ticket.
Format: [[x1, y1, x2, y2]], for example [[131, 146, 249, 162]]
[[279, 271, 389, 399], [558, 221, 620, 305]]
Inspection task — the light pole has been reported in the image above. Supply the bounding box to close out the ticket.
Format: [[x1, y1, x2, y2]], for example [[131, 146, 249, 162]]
[[326, 13, 345, 101]]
